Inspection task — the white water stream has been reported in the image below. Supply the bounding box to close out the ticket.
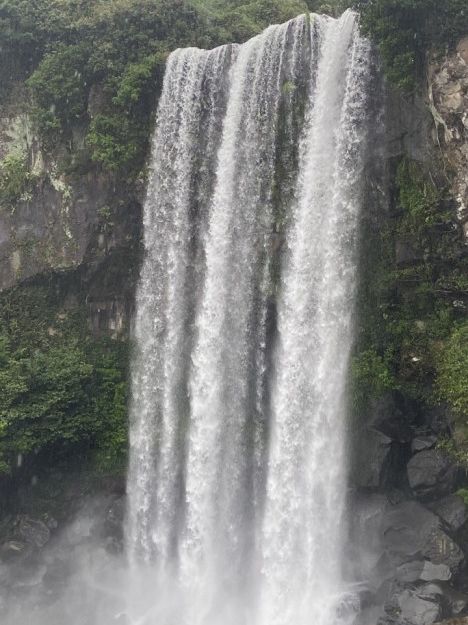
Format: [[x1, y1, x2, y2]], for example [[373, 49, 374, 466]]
[[127, 11, 371, 625]]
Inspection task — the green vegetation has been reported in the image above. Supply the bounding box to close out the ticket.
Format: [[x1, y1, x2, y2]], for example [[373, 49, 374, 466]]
[[456, 488, 468, 506], [0, 283, 128, 476], [436, 322, 468, 418], [0, 0, 324, 175], [0, 151, 36, 209], [352, 154, 467, 444], [356, 0, 468, 90], [1, 0, 465, 176], [351, 348, 397, 408]]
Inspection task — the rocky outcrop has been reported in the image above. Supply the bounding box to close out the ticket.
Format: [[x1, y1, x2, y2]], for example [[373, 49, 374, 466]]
[[428, 496, 468, 533], [407, 450, 457, 499], [351, 384, 466, 625], [0, 481, 125, 617], [353, 495, 468, 625], [430, 37, 468, 236], [0, 86, 143, 337]]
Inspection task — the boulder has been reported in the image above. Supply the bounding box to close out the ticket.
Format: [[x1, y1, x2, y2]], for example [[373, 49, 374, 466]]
[[351, 494, 391, 557], [0, 540, 29, 561], [407, 451, 456, 498], [428, 495, 468, 532], [412, 436, 438, 453], [427, 585, 468, 616], [421, 562, 452, 582], [382, 501, 464, 573], [369, 393, 414, 443], [354, 430, 393, 488], [393, 581, 468, 618], [396, 589, 441, 625], [17, 515, 50, 548], [396, 561, 451, 583]]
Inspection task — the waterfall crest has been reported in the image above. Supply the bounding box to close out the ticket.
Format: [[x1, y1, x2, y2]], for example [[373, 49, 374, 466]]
[[127, 11, 371, 625]]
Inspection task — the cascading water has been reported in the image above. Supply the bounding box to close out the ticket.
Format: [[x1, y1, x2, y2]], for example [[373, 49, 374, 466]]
[[127, 10, 371, 625]]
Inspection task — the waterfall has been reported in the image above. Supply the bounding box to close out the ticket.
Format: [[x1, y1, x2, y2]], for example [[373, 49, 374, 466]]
[[127, 10, 371, 625]]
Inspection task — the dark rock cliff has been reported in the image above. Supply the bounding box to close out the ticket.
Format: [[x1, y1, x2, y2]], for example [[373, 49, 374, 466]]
[[0, 84, 143, 337]]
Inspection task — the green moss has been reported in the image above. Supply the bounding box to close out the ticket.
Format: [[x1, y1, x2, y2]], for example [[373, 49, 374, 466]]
[[0, 151, 36, 209]]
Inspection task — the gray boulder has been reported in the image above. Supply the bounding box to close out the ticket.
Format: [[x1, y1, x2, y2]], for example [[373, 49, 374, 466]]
[[17, 515, 50, 548], [419, 583, 468, 617], [382, 501, 464, 573], [396, 561, 451, 583], [396, 589, 441, 625], [428, 495, 468, 532], [420, 562, 452, 582], [0, 540, 29, 562], [407, 451, 456, 498], [412, 436, 437, 453], [354, 429, 393, 488]]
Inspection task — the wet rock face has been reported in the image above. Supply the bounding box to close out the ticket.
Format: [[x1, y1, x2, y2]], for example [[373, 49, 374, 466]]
[[382, 501, 464, 574], [428, 496, 468, 533], [395, 589, 441, 625], [430, 37, 468, 233], [407, 451, 457, 499], [0, 89, 143, 338], [0, 494, 126, 616], [350, 390, 466, 625], [352, 495, 468, 625]]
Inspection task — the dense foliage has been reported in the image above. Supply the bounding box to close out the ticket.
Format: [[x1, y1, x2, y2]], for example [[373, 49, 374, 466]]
[[0, 283, 128, 476], [356, 0, 468, 90], [352, 155, 468, 445], [0, 151, 35, 208], [436, 322, 468, 418], [0, 0, 324, 175], [0, 0, 465, 178]]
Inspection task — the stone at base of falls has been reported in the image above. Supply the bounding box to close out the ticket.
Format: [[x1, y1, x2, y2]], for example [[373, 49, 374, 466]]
[[351, 494, 468, 625], [407, 451, 457, 499], [412, 437, 438, 453], [0, 515, 52, 565], [355, 429, 393, 488], [427, 495, 468, 533], [396, 589, 441, 625], [396, 561, 452, 583], [382, 502, 464, 572], [17, 516, 51, 548]]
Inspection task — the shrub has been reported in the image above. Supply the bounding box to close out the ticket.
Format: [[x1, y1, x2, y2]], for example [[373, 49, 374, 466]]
[[0, 151, 34, 208], [356, 0, 468, 91], [436, 322, 468, 417], [0, 285, 128, 476]]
